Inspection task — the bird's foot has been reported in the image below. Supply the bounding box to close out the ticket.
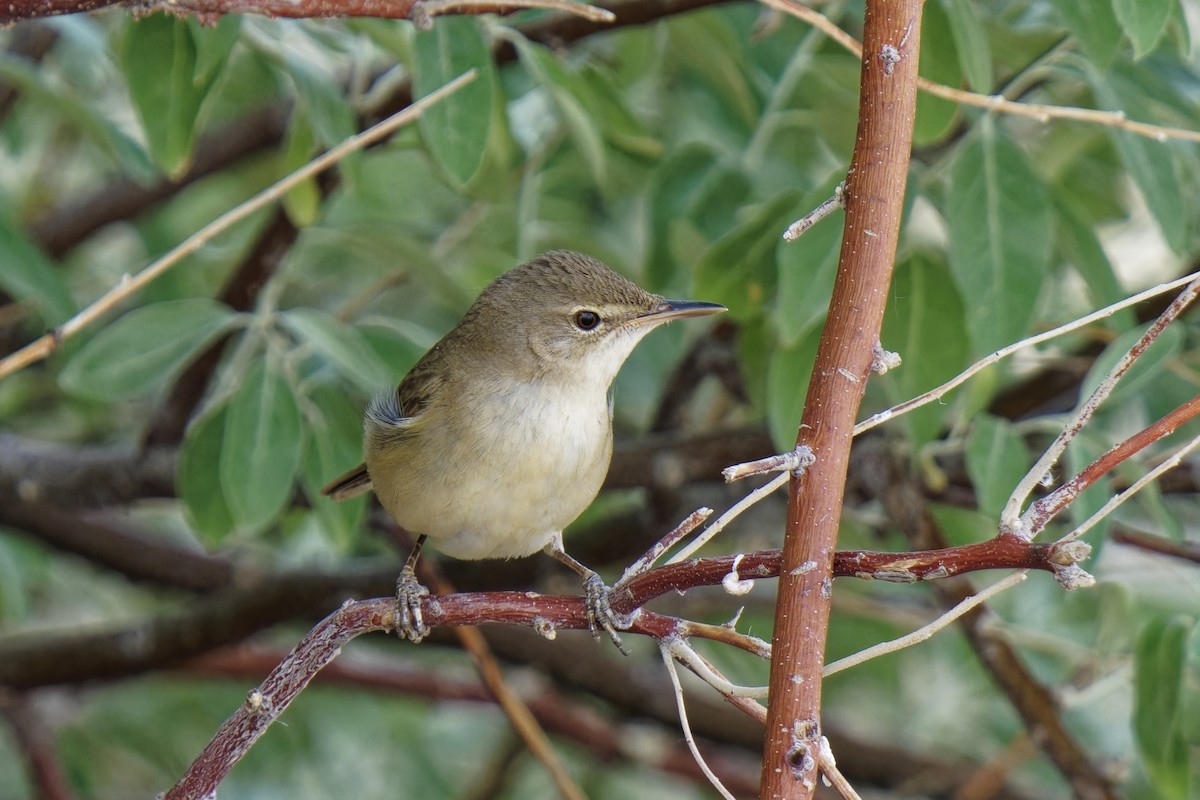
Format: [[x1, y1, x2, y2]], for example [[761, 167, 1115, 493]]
[[395, 566, 431, 643], [582, 571, 633, 656]]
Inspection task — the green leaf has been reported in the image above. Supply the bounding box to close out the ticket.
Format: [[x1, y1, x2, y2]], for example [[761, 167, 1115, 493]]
[[767, 324, 823, 450], [280, 116, 322, 227], [694, 193, 800, 322], [645, 143, 722, 290], [300, 384, 366, 550], [1079, 322, 1183, 405], [1053, 192, 1132, 328], [667, 14, 758, 128], [220, 361, 303, 533], [940, 0, 993, 92], [947, 119, 1052, 356], [60, 299, 236, 400], [280, 308, 393, 393], [190, 15, 241, 85], [914, 1, 962, 145], [515, 39, 606, 186], [879, 254, 968, 448], [413, 18, 493, 187], [121, 14, 207, 176], [1048, 0, 1121, 67], [1134, 615, 1195, 800], [179, 402, 235, 542], [283, 53, 356, 152], [0, 217, 74, 326], [1112, 0, 1175, 59], [964, 414, 1031, 519], [774, 177, 844, 347], [1084, 63, 1187, 253]]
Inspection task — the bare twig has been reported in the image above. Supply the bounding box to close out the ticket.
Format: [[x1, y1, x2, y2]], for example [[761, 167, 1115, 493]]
[[782, 182, 844, 241], [823, 572, 1027, 676], [762, 0, 1200, 144], [1112, 527, 1200, 565], [1, 0, 614, 23], [0, 71, 478, 383], [660, 640, 738, 800], [666, 472, 789, 564], [817, 737, 863, 800], [855, 271, 1200, 437], [1005, 275, 1200, 534], [761, 2, 923, 794]]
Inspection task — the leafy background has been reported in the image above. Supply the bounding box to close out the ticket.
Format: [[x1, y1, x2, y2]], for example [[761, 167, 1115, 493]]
[[1, 0, 1199, 797]]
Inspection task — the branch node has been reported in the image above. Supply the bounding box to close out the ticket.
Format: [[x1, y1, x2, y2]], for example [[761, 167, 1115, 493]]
[[786, 719, 819, 786], [1052, 563, 1096, 591], [722, 445, 815, 483], [410, 1, 434, 30], [783, 182, 845, 241], [243, 688, 272, 718], [870, 344, 901, 375], [879, 43, 901, 75], [532, 616, 557, 640], [1048, 540, 1091, 566]]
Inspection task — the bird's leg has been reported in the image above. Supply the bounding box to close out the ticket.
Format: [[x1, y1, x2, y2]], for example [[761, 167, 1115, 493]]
[[396, 534, 431, 643], [544, 533, 631, 655]]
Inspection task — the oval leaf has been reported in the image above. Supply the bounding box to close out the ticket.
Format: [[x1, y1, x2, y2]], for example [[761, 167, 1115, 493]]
[[1112, 0, 1174, 59], [220, 361, 303, 532], [179, 402, 236, 542], [281, 308, 393, 393], [413, 17, 494, 187], [60, 298, 236, 400], [964, 413, 1032, 519], [121, 14, 206, 176], [947, 119, 1052, 356]]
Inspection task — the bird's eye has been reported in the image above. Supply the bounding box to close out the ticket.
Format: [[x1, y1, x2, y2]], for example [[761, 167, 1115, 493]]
[[574, 310, 601, 330]]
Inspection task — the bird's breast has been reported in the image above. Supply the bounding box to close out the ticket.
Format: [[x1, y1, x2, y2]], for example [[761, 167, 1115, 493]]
[[366, 376, 614, 559]]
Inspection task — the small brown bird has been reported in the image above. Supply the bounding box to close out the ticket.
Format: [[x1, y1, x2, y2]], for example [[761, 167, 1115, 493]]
[[323, 250, 725, 647]]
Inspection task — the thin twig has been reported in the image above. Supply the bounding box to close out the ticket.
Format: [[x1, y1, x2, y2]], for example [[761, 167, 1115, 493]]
[[420, 0, 614, 22], [822, 572, 1028, 676], [665, 637, 769, 698], [1112, 528, 1200, 565], [817, 737, 863, 800], [1057, 429, 1200, 544], [854, 271, 1200, 437], [618, 507, 713, 584], [0, 71, 477, 383], [761, 0, 1200, 144], [1004, 275, 1200, 534], [659, 640, 738, 800], [667, 472, 789, 564]]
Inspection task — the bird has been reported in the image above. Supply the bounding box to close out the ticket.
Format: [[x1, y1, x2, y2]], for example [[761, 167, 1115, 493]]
[[322, 250, 725, 649]]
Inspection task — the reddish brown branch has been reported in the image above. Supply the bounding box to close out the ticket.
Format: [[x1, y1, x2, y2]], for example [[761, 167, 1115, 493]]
[[1025, 392, 1200, 534], [859, 438, 1118, 800], [762, 2, 924, 796], [1112, 528, 1200, 565], [181, 646, 763, 795], [1, 695, 74, 800], [0, 532, 1084, 691]]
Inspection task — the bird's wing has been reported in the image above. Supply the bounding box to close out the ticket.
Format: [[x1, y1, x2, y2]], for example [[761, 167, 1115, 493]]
[[324, 351, 447, 502], [321, 464, 373, 500]]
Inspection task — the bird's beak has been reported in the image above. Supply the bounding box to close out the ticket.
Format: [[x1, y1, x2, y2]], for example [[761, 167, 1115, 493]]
[[634, 299, 727, 326]]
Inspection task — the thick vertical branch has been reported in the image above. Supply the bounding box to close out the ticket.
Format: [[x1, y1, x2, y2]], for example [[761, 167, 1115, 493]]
[[761, 2, 923, 797]]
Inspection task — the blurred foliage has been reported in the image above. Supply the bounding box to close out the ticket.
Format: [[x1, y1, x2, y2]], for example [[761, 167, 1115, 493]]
[[2, 1, 1200, 798]]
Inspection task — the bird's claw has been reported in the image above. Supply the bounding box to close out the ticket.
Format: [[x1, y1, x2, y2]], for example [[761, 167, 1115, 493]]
[[582, 572, 632, 656], [396, 566, 431, 643]]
